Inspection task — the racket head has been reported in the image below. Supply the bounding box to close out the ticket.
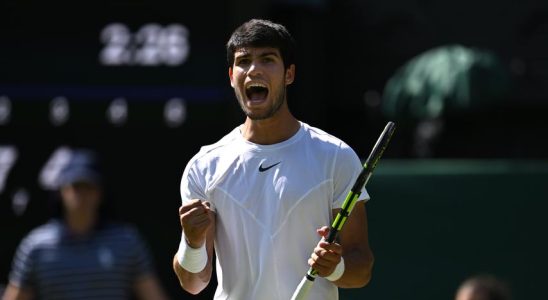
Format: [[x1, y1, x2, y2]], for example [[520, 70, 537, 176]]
[[364, 121, 396, 172]]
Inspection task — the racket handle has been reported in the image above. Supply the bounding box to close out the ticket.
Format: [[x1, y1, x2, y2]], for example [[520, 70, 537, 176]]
[[290, 274, 315, 300], [326, 228, 339, 243]]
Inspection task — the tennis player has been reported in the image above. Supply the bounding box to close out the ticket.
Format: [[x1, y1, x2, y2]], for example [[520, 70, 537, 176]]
[[173, 19, 374, 300]]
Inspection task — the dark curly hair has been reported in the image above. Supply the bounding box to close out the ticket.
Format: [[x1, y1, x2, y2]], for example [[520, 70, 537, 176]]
[[226, 19, 296, 69]]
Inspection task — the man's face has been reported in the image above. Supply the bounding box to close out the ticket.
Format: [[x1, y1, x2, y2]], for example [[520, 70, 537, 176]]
[[455, 286, 488, 300], [61, 181, 102, 214], [229, 47, 295, 120]]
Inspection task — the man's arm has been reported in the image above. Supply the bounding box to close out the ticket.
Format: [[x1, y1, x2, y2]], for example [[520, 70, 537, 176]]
[[308, 201, 374, 288], [332, 201, 374, 287], [133, 274, 170, 300], [2, 284, 33, 300], [172, 200, 216, 295]]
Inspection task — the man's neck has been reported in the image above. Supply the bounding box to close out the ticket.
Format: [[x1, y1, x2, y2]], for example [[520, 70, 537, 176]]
[[241, 109, 300, 145], [65, 211, 97, 235]]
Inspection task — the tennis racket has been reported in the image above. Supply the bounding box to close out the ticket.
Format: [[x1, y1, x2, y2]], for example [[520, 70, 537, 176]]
[[290, 121, 396, 300]]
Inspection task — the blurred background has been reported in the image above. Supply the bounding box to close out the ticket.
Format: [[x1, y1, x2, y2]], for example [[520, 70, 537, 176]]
[[1, 0, 548, 299]]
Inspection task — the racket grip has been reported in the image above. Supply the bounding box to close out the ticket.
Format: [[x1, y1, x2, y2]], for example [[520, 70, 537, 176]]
[[290, 275, 314, 300], [326, 228, 339, 243]]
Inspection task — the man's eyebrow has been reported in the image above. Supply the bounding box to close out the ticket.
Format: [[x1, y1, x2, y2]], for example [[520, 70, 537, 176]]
[[259, 51, 279, 58], [235, 51, 279, 59], [235, 52, 250, 59]]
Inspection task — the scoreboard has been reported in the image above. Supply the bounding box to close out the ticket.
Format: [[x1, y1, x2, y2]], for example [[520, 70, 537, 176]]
[[0, 1, 235, 194]]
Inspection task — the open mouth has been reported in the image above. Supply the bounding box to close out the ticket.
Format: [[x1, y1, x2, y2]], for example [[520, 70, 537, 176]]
[[245, 83, 269, 102]]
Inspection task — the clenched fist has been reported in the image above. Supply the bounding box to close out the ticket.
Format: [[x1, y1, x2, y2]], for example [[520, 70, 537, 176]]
[[179, 199, 214, 248], [308, 226, 343, 278]]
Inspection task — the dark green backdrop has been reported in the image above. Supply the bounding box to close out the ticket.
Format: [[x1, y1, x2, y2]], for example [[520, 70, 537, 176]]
[[340, 160, 548, 299]]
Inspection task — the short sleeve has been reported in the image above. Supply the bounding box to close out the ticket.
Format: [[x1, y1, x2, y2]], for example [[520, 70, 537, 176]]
[[180, 159, 210, 209], [8, 235, 37, 289], [332, 142, 370, 208]]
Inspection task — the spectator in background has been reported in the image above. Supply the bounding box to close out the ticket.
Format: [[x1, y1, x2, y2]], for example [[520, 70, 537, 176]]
[[2, 149, 169, 300], [455, 275, 511, 300]]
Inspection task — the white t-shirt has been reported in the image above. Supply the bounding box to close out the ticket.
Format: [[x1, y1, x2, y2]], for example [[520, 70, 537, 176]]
[[180, 122, 369, 300]]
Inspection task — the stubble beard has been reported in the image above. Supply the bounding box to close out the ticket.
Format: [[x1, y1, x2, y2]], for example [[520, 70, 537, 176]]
[[237, 84, 286, 121]]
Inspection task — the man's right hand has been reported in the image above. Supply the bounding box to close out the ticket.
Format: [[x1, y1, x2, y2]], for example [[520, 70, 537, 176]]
[[179, 199, 213, 248]]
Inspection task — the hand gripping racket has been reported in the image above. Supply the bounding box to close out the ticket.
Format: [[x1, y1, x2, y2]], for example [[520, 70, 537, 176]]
[[290, 121, 396, 300]]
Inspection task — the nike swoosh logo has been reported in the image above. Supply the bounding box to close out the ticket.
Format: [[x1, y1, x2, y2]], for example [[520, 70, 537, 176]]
[[259, 162, 281, 172]]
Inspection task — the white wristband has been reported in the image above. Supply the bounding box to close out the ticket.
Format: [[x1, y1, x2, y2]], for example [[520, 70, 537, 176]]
[[325, 256, 345, 282], [177, 235, 208, 273]]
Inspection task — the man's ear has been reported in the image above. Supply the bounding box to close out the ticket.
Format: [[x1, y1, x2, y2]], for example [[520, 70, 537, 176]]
[[285, 64, 295, 85], [229, 67, 234, 88]]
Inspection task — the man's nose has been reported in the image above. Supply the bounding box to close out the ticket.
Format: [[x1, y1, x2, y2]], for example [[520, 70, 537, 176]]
[[247, 61, 262, 76]]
